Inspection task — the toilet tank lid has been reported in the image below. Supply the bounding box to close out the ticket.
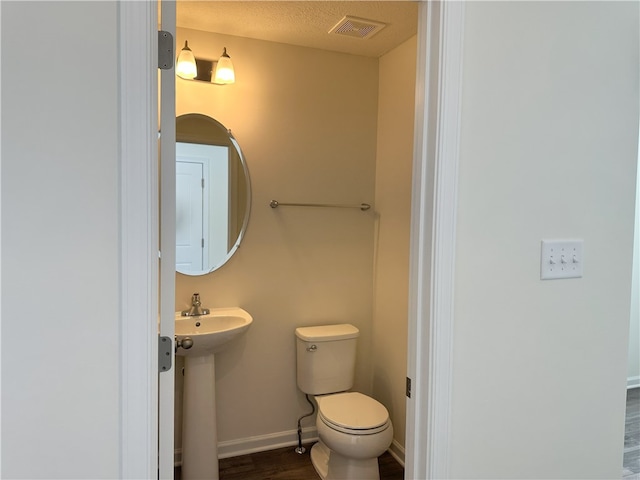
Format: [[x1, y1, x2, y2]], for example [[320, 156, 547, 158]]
[[295, 324, 359, 342]]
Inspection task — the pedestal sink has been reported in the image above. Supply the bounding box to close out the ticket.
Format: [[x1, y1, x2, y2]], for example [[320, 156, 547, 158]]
[[175, 307, 253, 480]]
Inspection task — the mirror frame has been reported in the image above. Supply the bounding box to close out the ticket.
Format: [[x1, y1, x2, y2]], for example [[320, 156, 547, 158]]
[[176, 113, 251, 275]]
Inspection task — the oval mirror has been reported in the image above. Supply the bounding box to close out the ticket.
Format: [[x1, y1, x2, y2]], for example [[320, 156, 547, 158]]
[[175, 114, 251, 275]]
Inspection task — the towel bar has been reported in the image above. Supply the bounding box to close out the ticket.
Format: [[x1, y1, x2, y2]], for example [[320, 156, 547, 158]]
[[269, 200, 371, 211]]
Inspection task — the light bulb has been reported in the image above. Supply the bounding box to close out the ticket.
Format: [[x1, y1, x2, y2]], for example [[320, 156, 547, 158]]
[[176, 41, 197, 79], [213, 47, 235, 84]]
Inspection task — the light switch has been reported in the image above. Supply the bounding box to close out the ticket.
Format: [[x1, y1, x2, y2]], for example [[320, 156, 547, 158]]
[[540, 240, 583, 280]]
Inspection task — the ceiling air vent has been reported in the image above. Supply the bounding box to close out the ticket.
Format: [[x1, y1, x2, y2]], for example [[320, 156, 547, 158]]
[[328, 15, 387, 40]]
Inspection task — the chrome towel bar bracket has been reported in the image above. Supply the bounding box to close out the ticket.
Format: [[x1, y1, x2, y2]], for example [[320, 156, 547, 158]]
[[269, 200, 371, 211]]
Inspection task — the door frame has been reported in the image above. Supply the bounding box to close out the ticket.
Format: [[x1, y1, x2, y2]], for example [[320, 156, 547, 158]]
[[404, 2, 464, 478], [118, 1, 160, 478], [117, 1, 466, 477]]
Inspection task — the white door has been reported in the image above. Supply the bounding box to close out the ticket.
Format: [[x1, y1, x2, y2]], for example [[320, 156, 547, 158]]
[[118, 1, 175, 478], [176, 142, 230, 271], [159, 0, 176, 478], [176, 160, 205, 271]]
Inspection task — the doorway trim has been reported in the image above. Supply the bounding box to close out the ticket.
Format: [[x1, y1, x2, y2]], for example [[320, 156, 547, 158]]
[[118, 1, 159, 478], [118, 0, 466, 477], [405, 1, 465, 478]]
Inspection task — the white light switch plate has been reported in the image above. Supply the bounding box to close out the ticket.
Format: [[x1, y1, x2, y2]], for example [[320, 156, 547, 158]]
[[540, 240, 583, 280]]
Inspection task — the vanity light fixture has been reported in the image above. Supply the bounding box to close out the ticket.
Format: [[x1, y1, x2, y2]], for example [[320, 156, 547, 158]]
[[176, 41, 236, 85]]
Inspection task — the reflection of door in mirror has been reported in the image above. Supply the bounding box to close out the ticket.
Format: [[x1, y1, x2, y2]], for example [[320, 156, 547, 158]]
[[175, 114, 251, 276], [176, 142, 230, 274]]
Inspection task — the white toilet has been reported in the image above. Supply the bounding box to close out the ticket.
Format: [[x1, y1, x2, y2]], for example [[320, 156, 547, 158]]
[[295, 324, 393, 480]]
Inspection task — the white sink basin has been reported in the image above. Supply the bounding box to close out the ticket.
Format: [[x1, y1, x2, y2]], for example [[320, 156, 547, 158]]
[[175, 307, 253, 356]]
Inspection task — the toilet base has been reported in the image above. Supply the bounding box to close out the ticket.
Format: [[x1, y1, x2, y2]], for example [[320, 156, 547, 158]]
[[310, 441, 380, 480], [310, 441, 330, 479]]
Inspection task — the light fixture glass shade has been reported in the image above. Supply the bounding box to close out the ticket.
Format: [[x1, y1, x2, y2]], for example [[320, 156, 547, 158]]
[[176, 41, 197, 79], [213, 47, 235, 84]]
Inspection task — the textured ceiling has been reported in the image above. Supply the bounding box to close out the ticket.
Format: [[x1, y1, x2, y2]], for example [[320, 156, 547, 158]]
[[177, 1, 419, 58]]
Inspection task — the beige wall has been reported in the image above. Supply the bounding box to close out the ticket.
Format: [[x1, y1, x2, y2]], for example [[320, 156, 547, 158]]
[[373, 36, 417, 451], [176, 27, 380, 445]]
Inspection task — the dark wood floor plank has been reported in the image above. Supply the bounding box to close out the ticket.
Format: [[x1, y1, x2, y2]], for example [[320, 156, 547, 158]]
[[213, 444, 403, 480], [624, 387, 640, 478]]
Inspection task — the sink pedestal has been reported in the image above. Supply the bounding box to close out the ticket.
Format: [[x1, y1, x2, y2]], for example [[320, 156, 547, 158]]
[[182, 354, 219, 480], [175, 307, 253, 480]]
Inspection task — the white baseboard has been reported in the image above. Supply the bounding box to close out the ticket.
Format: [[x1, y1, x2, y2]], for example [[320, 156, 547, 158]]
[[628, 376, 640, 389], [175, 428, 405, 468], [218, 427, 319, 459], [174, 427, 319, 465], [388, 439, 405, 467], [218, 433, 404, 466]]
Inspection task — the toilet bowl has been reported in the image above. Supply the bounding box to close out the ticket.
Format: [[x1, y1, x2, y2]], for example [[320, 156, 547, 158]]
[[311, 392, 393, 480]]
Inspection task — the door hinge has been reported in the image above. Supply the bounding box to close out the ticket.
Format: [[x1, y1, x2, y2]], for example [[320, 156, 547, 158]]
[[201, 238, 205, 248], [158, 31, 174, 70], [159, 336, 173, 372], [406, 377, 412, 398], [201, 178, 205, 189]]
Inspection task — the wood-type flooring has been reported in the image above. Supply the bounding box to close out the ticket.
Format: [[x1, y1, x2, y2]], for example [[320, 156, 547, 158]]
[[624, 387, 640, 479], [218, 445, 403, 480], [176, 445, 403, 480]]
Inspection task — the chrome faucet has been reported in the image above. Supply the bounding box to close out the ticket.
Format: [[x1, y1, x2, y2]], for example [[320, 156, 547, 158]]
[[181, 293, 210, 317]]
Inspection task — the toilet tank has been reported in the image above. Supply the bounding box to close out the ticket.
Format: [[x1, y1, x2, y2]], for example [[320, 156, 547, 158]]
[[295, 324, 359, 395]]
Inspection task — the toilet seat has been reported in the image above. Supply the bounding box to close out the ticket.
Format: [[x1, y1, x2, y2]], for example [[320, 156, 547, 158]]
[[317, 392, 390, 435]]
